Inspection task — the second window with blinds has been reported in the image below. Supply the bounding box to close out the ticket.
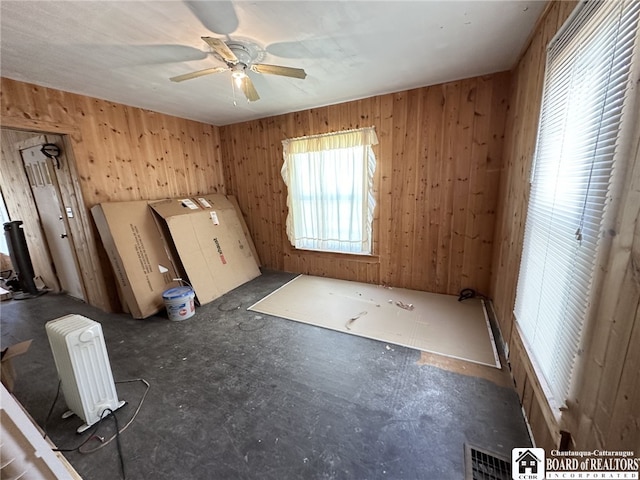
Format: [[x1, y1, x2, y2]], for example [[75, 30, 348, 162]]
[[281, 127, 378, 255], [514, 0, 639, 411]]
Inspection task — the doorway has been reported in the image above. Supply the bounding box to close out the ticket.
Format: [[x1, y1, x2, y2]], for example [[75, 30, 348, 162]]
[[0, 129, 86, 301]]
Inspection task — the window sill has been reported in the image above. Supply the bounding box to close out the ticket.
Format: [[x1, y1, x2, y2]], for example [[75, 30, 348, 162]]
[[285, 246, 380, 264]]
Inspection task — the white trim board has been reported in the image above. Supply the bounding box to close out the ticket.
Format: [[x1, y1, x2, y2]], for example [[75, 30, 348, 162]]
[[249, 275, 500, 368]]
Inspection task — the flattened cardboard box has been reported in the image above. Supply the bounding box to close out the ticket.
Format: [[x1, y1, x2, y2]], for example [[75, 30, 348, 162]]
[[150, 195, 261, 305], [91, 201, 179, 319], [1, 340, 32, 392]]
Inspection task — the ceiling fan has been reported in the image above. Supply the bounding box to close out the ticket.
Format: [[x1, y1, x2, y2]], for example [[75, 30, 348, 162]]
[[170, 36, 307, 102]]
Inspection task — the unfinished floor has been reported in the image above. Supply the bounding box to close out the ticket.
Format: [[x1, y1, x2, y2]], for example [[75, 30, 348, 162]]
[[1, 270, 531, 479]]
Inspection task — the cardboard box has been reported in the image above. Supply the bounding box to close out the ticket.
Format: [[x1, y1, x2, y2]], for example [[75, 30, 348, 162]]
[[1, 340, 32, 392], [150, 195, 261, 305], [0, 252, 13, 272], [91, 201, 179, 319], [227, 196, 261, 267], [0, 287, 12, 301]]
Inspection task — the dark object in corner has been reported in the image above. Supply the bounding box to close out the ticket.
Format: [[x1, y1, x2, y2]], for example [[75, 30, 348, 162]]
[[458, 288, 490, 302], [3, 221, 45, 299], [458, 288, 477, 302]]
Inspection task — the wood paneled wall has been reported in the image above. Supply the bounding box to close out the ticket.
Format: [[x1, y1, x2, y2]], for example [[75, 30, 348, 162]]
[[1, 78, 225, 311], [573, 114, 640, 451], [221, 72, 511, 295], [491, 0, 640, 452]]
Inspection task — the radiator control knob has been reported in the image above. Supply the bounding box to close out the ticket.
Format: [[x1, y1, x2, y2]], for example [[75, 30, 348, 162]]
[[79, 330, 95, 342]]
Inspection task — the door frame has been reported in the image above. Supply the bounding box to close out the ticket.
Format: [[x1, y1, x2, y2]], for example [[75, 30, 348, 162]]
[[0, 117, 114, 312], [0, 126, 98, 304]]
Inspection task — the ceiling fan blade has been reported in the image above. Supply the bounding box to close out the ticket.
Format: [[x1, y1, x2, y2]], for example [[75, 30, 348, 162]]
[[250, 63, 307, 79], [170, 66, 228, 82], [201, 36, 238, 64], [240, 75, 260, 102]]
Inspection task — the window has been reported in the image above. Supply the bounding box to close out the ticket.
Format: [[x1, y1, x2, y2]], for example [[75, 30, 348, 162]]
[[514, 0, 639, 410], [281, 127, 378, 255]]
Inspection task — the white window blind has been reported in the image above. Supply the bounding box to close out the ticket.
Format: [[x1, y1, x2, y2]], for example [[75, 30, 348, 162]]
[[514, 0, 639, 409], [281, 127, 377, 255]]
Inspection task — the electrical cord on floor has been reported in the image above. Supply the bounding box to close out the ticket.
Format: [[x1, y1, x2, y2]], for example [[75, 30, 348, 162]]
[[79, 378, 150, 453], [55, 409, 126, 479], [51, 411, 109, 453], [112, 409, 125, 480], [42, 378, 150, 480], [101, 408, 126, 480], [43, 379, 62, 440], [457, 288, 490, 302]]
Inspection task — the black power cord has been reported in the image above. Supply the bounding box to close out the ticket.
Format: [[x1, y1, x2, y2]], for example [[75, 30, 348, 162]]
[[102, 408, 126, 480], [43, 380, 62, 440], [42, 378, 150, 480], [458, 288, 490, 302]]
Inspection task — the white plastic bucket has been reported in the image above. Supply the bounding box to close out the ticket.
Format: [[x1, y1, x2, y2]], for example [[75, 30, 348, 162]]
[[162, 286, 195, 321]]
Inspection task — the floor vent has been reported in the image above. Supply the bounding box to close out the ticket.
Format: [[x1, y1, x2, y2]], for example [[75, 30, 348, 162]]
[[464, 444, 511, 480]]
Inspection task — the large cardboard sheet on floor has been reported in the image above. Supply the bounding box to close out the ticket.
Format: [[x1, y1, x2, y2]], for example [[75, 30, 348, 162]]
[[249, 275, 500, 368]]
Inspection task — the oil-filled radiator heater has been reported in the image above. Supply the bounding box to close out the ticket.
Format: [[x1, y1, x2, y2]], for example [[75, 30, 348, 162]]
[[45, 314, 125, 433]]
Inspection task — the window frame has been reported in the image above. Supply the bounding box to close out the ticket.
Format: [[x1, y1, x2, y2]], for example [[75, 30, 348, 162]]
[[281, 127, 378, 256]]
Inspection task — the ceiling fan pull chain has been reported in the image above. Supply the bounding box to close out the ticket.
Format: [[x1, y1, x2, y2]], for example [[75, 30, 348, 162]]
[[231, 78, 238, 107]]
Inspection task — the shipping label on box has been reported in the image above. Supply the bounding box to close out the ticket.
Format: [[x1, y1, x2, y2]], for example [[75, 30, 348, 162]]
[[149, 194, 260, 305], [91, 201, 179, 318]]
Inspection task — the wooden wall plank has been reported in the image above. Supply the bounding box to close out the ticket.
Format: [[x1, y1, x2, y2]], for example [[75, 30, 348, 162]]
[[377, 93, 395, 285], [605, 303, 640, 450], [389, 90, 411, 287], [1, 77, 224, 311], [511, 326, 562, 447], [592, 262, 639, 429], [410, 91, 431, 289], [435, 82, 459, 293], [464, 76, 490, 293], [423, 86, 445, 292], [451, 78, 475, 294], [482, 73, 510, 295], [220, 73, 510, 294]]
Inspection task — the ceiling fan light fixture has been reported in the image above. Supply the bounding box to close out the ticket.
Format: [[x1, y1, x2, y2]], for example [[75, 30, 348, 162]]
[[232, 72, 246, 88], [172, 37, 304, 104], [231, 65, 247, 88]]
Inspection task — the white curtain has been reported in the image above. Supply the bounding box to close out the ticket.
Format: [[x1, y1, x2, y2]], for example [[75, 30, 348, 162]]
[[281, 127, 378, 254]]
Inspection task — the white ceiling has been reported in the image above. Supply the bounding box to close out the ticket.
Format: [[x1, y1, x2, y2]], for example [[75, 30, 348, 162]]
[[0, 1, 546, 126]]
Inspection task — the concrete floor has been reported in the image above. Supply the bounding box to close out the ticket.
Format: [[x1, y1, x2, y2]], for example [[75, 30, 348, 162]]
[[1, 270, 531, 479]]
